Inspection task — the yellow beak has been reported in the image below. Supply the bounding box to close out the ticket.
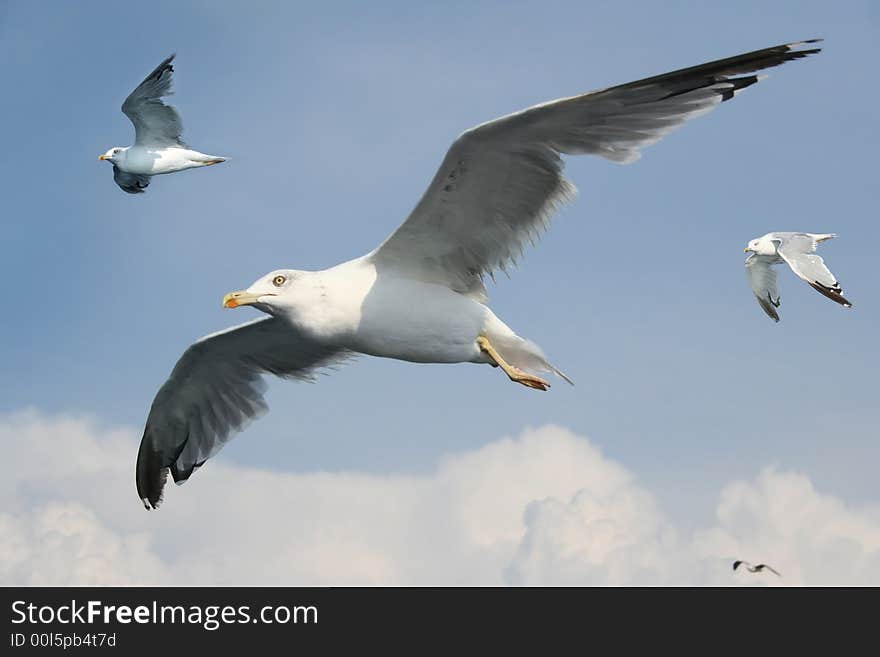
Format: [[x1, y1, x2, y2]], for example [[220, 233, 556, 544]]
[[223, 290, 262, 308], [744, 247, 750, 253], [98, 154, 109, 160]]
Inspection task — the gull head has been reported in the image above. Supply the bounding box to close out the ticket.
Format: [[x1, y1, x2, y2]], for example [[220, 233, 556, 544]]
[[744, 234, 777, 256], [223, 269, 303, 314], [98, 147, 125, 163]]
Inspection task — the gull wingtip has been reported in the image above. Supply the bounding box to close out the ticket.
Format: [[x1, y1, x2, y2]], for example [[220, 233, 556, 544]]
[[786, 38, 823, 49]]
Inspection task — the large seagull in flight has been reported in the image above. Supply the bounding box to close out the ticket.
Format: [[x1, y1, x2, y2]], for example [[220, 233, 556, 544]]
[[137, 40, 822, 509]]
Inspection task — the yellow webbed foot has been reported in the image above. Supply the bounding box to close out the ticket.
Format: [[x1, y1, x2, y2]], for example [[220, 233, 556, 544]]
[[477, 335, 550, 392]]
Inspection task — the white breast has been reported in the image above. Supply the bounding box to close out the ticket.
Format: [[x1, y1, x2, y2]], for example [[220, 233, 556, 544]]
[[309, 259, 490, 364], [121, 146, 202, 175]]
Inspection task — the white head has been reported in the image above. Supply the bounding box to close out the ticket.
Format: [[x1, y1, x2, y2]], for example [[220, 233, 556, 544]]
[[744, 233, 778, 256], [98, 147, 125, 163], [222, 269, 307, 316]]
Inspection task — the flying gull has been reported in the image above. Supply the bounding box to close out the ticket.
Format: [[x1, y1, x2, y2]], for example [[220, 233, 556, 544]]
[[99, 54, 227, 194], [745, 231, 852, 321], [136, 40, 822, 509], [733, 560, 782, 576]]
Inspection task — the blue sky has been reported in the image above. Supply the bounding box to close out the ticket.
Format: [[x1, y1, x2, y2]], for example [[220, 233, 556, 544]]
[[1, 0, 877, 540]]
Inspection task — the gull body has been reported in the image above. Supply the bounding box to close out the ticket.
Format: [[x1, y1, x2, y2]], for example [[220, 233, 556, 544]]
[[228, 257, 543, 368], [99, 54, 227, 194], [136, 40, 822, 509], [100, 145, 226, 176]]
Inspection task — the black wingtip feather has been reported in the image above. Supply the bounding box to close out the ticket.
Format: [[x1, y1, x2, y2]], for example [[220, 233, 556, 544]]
[[808, 281, 852, 308], [723, 75, 755, 101], [156, 57, 174, 80], [135, 434, 168, 510], [143, 54, 176, 84], [602, 39, 823, 122], [171, 458, 207, 484], [136, 421, 205, 509], [759, 293, 781, 322], [136, 421, 192, 510], [623, 38, 822, 103]]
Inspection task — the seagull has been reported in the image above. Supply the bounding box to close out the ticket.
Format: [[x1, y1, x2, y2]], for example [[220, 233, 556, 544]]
[[744, 232, 852, 321], [733, 560, 782, 576], [136, 40, 822, 509], [99, 54, 227, 194]]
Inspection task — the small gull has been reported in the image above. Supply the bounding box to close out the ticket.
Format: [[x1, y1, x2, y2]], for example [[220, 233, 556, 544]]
[[744, 231, 852, 322], [99, 55, 227, 194]]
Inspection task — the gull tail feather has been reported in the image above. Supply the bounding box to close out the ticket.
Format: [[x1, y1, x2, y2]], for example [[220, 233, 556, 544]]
[[192, 153, 229, 165], [496, 336, 574, 385]]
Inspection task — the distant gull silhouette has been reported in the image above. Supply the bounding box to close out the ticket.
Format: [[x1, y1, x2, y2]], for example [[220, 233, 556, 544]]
[[733, 560, 781, 576]]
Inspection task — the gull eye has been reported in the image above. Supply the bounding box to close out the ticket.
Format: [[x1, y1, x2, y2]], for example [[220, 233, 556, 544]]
[[272, 275, 286, 287]]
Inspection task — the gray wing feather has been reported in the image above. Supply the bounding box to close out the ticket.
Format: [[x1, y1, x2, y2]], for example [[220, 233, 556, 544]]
[[746, 254, 781, 322], [371, 40, 821, 299], [112, 164, 151, 194], [777, 234, 852, 307], [121, 54, 187, 147], [136, 317, 348, 509]]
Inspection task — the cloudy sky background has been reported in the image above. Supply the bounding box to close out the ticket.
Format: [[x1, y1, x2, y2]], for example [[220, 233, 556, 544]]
[[1, 1, 878, 584]]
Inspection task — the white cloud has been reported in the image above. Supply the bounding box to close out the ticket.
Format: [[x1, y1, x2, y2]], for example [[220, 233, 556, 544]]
[[1, 503, 167, 586], [2, 410, 879, 585], [505, 482, 680, 585]]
